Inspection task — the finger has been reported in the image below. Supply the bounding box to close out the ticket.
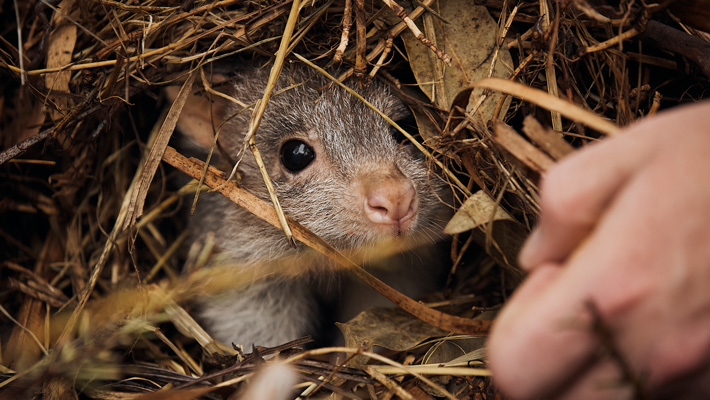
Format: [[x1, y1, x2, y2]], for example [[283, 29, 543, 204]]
[[554, 358, 635, 400], [517, 104, 706, 271], [520, 101, 710, 270], [488, 264, 599, 399], [490, 207, 654, 400], [518, 137, 644, 270], [496, 102, 710, 398], [490, 173, 665, 399]]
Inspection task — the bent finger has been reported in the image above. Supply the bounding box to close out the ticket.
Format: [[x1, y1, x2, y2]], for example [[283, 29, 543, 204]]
[[488, 265, 598, 399], [519, 144, 641, 270], [521, 101, 710, 270], [518, 121, 663, 271]]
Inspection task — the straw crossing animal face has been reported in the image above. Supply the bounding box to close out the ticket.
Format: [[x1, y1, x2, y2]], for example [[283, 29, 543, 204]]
[[170, 63, 451, 348], [174, 65, 450, 264]]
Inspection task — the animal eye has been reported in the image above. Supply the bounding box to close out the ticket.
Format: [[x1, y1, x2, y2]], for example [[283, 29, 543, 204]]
[[280, 139, 315, 172]]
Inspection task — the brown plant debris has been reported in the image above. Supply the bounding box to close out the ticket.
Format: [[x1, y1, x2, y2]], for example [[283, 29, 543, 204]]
[[1, 0, 709, 399]]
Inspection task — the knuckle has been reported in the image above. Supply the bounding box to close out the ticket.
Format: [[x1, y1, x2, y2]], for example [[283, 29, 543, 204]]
[[538, 165, 583, 222]]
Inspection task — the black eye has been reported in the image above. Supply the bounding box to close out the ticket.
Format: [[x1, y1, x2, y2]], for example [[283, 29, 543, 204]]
[[280, 139, 315, 172]]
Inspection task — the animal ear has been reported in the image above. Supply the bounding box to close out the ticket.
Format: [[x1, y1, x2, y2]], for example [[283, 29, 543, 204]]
[[165, 74, 230, 149]]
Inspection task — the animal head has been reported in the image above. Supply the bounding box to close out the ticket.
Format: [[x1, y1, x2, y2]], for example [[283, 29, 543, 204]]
[[170, 64, 450, 260]]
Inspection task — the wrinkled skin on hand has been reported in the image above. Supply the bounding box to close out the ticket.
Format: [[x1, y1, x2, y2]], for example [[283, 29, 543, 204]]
[[488, 101, 710, 400]]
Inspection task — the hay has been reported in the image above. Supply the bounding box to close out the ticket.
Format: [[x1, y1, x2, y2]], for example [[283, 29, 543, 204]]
[[1, 0, 709, 398]]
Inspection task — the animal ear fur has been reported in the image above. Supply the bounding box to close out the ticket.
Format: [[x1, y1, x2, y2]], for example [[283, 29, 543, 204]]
[[165, 74, 230, 149]]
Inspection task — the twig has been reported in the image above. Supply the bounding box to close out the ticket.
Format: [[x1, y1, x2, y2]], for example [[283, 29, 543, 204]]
[[232, 0, 305, 246], [162, 146, 491, 336], [12, 0, 25, 85], [0, 304, 48, 356], [287, 347, 459, 400], [57, 203, 124, 344], [0, 6, 276, 77], [333, 0, 352, 62], [641, 20, 710, 79], [422, 12, 446, 106], [0, 129, 53, 165], [368, 36, 393, 78], [353, 0, 366, 78], [94, 0, 243, 60], [381, 0, 451, 65], [471, 77, 620, 135], [494, 121, 554, 173], [540, 0, 562, 131], [365, 366, 414, 400], [39, 0, 108, 47], [586, 301, 647, 400], [410, 0, 449, 24], [122, 70, 197, 230], [336, 0, 436, 81], [586, 26, 640, 55]]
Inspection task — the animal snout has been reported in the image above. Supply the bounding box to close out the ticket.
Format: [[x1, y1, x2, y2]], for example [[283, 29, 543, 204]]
[[363, 180, 419, 232]]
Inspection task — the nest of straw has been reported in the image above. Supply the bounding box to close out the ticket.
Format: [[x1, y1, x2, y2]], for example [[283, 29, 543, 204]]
[[1, 0, 709, 398]]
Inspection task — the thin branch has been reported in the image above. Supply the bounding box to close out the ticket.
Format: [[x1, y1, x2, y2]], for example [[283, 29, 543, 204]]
[[381, 0, 451, 65], [333, 0, 352, 63]]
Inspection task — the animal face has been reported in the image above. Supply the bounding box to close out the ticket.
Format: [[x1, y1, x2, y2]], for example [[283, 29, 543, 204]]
[[173, 64, 450, 261]]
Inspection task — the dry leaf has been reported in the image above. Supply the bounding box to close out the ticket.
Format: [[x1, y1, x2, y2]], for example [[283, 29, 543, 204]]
[[122, 71, 197, 231], [410, 106, 442, 143], [423, 337, 486, 365], [444, 190, 512, 235], [401, 1, 512, 120], [3, 298, 46, 371], [442, 346, 487, 366], [493, 121, 554, 174], [445, 190, 527, 270], [521, 115, 575, 160], [337, 307, 448, 353]]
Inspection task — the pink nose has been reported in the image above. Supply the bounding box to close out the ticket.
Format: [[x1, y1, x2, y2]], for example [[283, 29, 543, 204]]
[[364, 182, 418, 229]]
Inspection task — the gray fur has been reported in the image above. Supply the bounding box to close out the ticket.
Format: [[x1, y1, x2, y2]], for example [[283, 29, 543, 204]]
[[182, 64, 451, 348]]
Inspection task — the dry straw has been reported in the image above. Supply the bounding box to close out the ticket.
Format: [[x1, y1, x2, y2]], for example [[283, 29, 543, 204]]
[[1, 0, 709, 399]]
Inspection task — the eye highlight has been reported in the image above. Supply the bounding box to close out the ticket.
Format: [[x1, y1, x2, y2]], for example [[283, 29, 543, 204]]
[[280, 139, 315, 172]]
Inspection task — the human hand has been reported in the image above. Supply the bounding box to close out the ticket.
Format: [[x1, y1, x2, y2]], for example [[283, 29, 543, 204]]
[[488, 101, 710, 399]]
